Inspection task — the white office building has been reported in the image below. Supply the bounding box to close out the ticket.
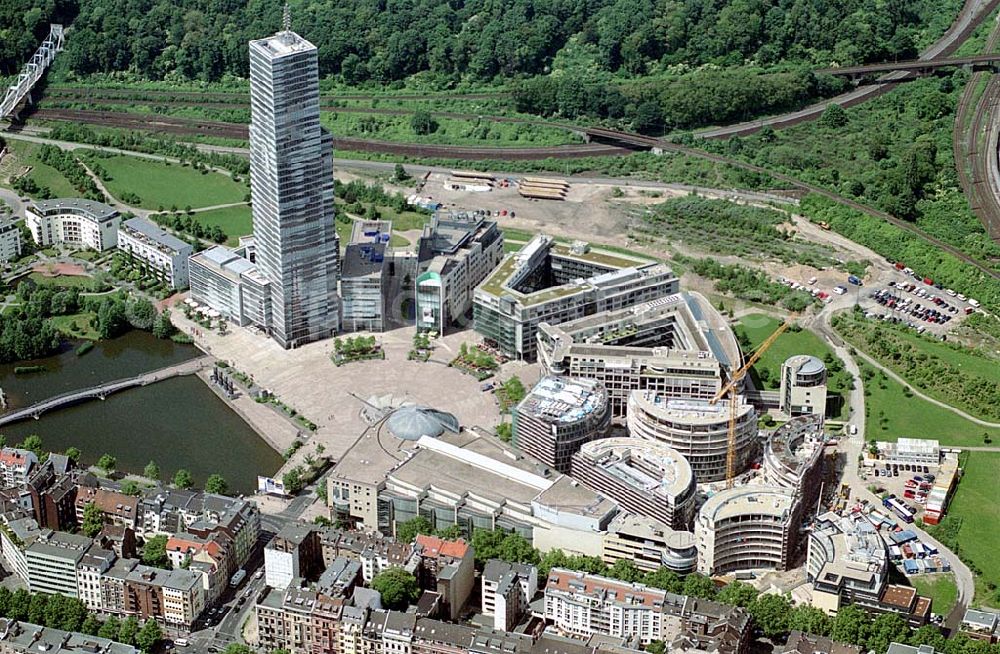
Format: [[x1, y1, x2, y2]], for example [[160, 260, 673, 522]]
[[876, 438, 941, 467], [117, 217, 192, 289], [25, 531, 92, 597], [249, 23, 340, 348], [189, 245, 272, 329], [25, 198, 119, 251]]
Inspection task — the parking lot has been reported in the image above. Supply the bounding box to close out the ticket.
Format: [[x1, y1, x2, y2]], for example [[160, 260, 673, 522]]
[[862, 460, 939, 520]]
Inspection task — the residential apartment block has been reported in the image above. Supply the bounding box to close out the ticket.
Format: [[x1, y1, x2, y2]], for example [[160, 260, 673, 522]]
[[117, 217, 193, 289], [0, 619, 138, 654], [25, 198, 120, 251], [0, 215, 22, 263], [0, 449, 37, 489]]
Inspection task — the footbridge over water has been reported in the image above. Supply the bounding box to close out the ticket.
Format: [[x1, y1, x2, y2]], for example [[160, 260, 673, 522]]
[[1, 24, 65, 122], [0, 355, 214, 426]]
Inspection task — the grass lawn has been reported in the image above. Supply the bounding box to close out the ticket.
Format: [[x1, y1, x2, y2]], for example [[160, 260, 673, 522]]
[[389, 234, 410, 248], [939, 451, 1000, 607], [4, 141, 78, 198], [910, 573, 958, 615], [48, 312, 100, 340], [858, 360, 996, 447], [70, 250, 98, 261], [734, 314, 851, 419], [28, 272, 95, 288], [85, 154, 247, 210], [335, 219, 354, 245], [40, 248, 59, 257], [379, 206, 431, 231], [193, 205, 252, 246]]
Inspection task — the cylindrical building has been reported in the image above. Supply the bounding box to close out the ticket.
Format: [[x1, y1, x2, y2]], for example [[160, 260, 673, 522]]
[[571, 437, 696, 530], [780, 355, 828, 417], [763, 414, 825, 511], [512, 376, 612, 472], [695, 486, 802, 576], [626, 392, 757, 482]]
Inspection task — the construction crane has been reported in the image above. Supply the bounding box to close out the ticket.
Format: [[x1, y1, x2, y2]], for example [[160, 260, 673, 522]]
[[710, 316, 795, 488]]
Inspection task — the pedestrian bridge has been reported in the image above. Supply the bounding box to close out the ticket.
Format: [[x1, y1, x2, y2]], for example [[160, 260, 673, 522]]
[[0, 356, 213, 426]]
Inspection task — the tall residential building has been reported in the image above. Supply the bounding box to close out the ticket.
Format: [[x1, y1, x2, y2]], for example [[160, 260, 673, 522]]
[[248, 22, 340, 348]]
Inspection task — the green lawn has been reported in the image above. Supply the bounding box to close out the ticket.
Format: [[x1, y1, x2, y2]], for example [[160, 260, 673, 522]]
[[938, 452, 1000, 607], [48, 312, 100, 340], [193, 205, 252, 246], [70, 250, 98, 262], [734, 314, 851, 419], [858, 360, 996, 447], [27, 272, 96, 288], [5, 141, 78, 198], [910, 573, 958, 615], [85, 155, 247, 210], [389, 234, 410, 248]]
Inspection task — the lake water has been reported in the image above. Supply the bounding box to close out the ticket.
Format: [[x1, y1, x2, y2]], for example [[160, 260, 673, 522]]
[[0, 332, 282, 493]]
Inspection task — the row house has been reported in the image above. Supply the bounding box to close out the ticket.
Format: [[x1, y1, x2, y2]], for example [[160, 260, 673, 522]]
[[75, 487, 139, 530], [166, 532, 232, 604], [318, 528, 418, 583]]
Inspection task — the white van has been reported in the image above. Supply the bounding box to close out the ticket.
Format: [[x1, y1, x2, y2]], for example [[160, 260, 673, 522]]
[[174, 640, 189, 648]]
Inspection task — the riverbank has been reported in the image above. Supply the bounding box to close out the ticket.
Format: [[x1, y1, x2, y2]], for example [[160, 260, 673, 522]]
[[195, 368, 300, 455]]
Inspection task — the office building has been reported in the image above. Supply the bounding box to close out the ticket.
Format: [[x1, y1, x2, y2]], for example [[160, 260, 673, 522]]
[[807, 512, 888, 616], [25, 198, 119, 251], [188, 244, 272, 329], [481, 560, 537, 631], [249, 23, 340, 348], [780, 355, 828, 418], [414, 211, 503, 334], [117, 217, 192, 289], [25, 530, 92, 596], [571, 438, 696, 530], [627, 393, 757, 483], [474, 236, 678, 360], [124, 565, 204, 628], [341, 242, 389, 332], [0, 619, 138, 654], [960, 608, 1000, 642], [875, 438, 941, 467], [601, 513, 697, 574], [763, 415, 825, 511], [512, 376, 611, 472], [695, 486, 802, 576], [0, 216, 21, 263], [538, 292, 739, 419]]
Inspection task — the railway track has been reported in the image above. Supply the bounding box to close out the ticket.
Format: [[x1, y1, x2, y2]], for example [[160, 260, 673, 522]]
[[954, 15, 1000, 240], [24, 108, 629, 160], [42, 86, 509, 104]]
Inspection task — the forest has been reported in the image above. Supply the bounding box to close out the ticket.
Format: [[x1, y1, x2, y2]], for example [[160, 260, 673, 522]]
[[1, 0, 952, 84]]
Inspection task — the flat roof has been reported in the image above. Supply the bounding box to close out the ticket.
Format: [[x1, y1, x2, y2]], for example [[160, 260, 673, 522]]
[[516, 376, 607, 424], [250, 30, 316, 57], [632, 392, 753, 425], [342, 243, 387, 278], [31, 198, 117, 221], [699, 486, 796, 524], [575, 437, 694, 501], [122, 217, 191, 254]]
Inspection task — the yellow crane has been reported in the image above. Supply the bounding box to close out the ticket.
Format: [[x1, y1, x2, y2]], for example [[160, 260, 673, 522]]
[[710, 316, 795, 488]]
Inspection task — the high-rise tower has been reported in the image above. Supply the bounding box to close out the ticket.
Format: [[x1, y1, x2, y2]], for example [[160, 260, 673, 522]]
[[248, 20, 340, 348]]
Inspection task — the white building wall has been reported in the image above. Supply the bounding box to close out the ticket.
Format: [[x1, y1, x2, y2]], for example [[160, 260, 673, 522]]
[[264, 547, 296, 590]]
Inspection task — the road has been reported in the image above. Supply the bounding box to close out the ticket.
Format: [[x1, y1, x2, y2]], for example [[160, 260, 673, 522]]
[[694, 0, 999, 139], [184, 487, 321, 653], [812, 309, 975, 632]]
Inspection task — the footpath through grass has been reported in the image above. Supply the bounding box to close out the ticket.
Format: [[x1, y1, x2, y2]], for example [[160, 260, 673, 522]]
[[193, 205, 252, 246], [858, 360, 997, 447], [4, 140, 78, 197], [734, 314, 851, 420], [84, 154, 247, 210]]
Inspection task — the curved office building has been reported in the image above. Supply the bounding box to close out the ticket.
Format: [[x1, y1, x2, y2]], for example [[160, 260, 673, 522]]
[[780, 355, 828, 417], [695, 486, 802, 576], [763, 414, 825, 510], [626, 392, 757, 483], [25, 198, 120, 251], [571, 437, 696, 530]]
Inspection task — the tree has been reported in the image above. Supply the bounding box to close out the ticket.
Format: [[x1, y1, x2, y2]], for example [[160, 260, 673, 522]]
[[96, 453, 117, 476], [82, 502, 105, 537], [716, 581, 758, 608], [282, 466, 305, 494], [118, 616, 139, 646], [410, 111, 438, 135], [682, 573, 717, 599], [21, 435, 43, 458], [205, 474, 229, 495], [498, 532, 540, 564], [820, 103, 849, 128], [141, 534, 170, 569], [152, 310, 176, 339], [80, 614, 102, 636], [125, 298, 157, 330], [607, 559, 641, 583], [496, 422, 512, 442], [98, 616, 120, 640], [143, 461, 160, 480], [396, 516, 433, 543], [788, 605, 832, 637], [223, 645, 253, 654], [750, 593, 792, 639], [371, 567, 420, 610], [135, 619, 162, 653], [173, 469, 193, 489], [393, 163, 410, 182], [65, 447, 81, 464], [120, 480, 140, 496], [830, 604, 869, 646], [642, 567, 683, 593]]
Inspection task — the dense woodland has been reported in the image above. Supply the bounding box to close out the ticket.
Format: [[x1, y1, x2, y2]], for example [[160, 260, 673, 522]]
[[2, 0, 951, 82]]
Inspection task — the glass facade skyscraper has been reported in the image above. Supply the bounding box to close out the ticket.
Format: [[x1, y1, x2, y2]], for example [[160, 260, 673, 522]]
[[248, 26, 340, 348]]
